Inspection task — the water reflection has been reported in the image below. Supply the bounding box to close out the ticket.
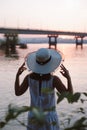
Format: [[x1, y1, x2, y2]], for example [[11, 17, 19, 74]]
[[0, 43, 87, 130], [0, 46, 19, 58]]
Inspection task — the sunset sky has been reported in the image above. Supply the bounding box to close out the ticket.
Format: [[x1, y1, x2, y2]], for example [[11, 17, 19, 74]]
[[0, 0, 87, 32]]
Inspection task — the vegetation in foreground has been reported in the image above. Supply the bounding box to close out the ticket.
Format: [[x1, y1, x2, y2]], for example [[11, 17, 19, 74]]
[[0, 92, 87, 130]]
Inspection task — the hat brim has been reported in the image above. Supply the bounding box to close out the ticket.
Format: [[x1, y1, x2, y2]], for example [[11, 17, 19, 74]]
[[25, 49, 63, 74]]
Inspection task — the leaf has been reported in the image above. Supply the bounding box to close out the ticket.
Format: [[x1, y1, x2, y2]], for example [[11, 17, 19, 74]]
[[57, 92, 81, 104], [57, 92, 65, 104], [5, 105, 32, 122], [73, 117, 86, 127], [32, 108, 44, 120], [50, 121, 57, 126], [64, 117, 87, 130], [41, 87, 54, 94], [71, 92, 81, 103], [79, 108, 85, 114], [57, 92, 74, 103], [30, 108, 46, 126], [0, 122, 6, 128], [80, 99, 85, 103], [83, 92, 87, 97], [44, 106, 55, 112]]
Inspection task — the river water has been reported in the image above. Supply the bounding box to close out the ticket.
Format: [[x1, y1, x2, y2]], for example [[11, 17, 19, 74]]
[[0, 43, 87, 130]]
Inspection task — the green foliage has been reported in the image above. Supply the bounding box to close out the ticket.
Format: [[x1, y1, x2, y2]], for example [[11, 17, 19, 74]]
[[41, 87, 54, 94], [57, 92, 81, 104], [64, 117, 87, 130], [57, 92, 87, 104], [0, 92, 87, 129], [57, 92, 87, 130], [0, 104, 31, 128], [28, 108, 46, 127], [0, 105, 56, 129]]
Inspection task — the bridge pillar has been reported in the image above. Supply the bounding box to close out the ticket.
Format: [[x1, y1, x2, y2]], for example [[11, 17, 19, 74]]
[[75, 36, 83, 49], [4, 33, 18, 56], [5, 35, 10, 56], [48, 35, 58, 50]]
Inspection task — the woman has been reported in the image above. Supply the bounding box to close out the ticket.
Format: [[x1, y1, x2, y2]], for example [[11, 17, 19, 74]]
[[15, 48, 73, 130]]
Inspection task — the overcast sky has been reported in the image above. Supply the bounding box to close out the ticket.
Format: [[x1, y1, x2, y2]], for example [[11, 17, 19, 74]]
[[0, 0, 87, 32]]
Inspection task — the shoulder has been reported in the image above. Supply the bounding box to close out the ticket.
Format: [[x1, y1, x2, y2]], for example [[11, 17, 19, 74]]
[[23, 74, 30, 81], [53, 75, 64, 88], [53, 75, 67, 93], [22, 74, 31, 86], [53, 75, 61, 82]]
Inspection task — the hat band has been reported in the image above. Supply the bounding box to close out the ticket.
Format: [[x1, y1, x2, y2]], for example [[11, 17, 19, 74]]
[[36, 56, 51, 65]]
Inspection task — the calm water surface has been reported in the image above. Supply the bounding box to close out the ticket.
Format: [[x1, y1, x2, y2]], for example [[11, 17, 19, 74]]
[[0, 43, 87, 130]]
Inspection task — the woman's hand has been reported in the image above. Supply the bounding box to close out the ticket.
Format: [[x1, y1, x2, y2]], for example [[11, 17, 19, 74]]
[[60, 64, 73, 93], [15, 62, 28, 96], [60, 64, 70, 79], [17, 62, 26, 76]]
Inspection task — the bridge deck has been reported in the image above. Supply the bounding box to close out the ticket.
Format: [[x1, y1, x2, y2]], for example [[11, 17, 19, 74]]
[[0, 28, 87, 37]]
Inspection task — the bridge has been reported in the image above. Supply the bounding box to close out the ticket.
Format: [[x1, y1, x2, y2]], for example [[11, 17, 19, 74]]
[[0, 27, 87, 36], [0, 27, 87, 56]]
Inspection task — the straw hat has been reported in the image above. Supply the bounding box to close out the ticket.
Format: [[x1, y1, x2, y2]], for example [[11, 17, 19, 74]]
[[25, 48, 63, 74]]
